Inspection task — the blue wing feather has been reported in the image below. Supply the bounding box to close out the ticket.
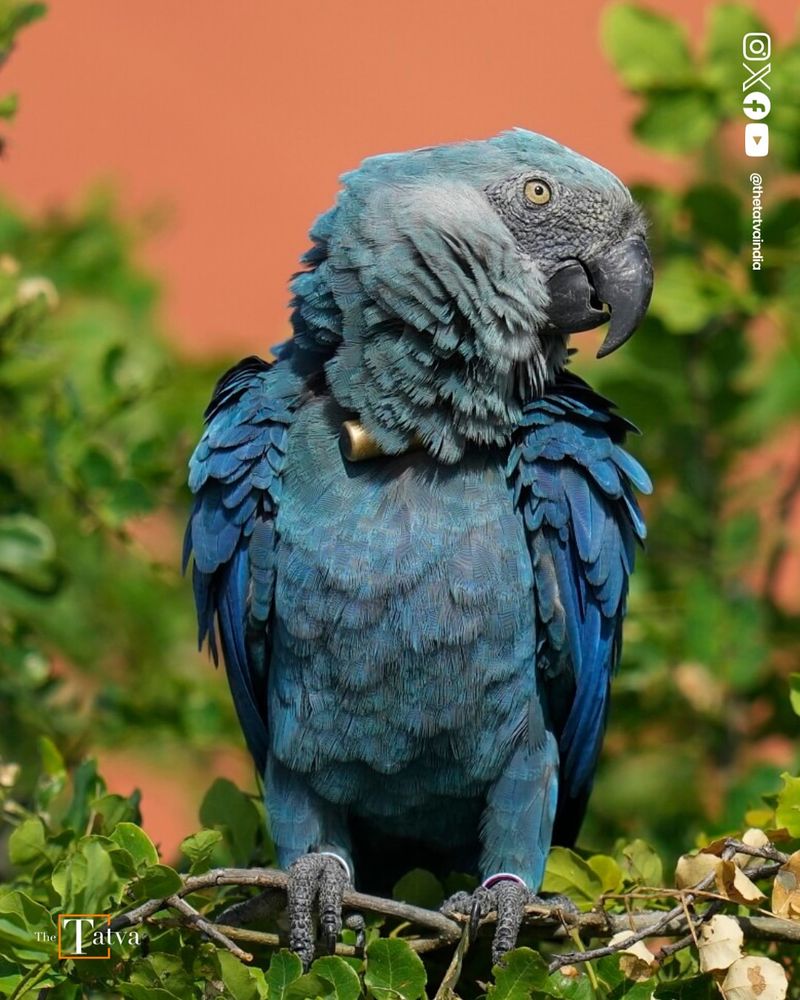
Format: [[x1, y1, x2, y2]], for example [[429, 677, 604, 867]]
[[510, 371, 650, 846], [184, 355, 301, 776]]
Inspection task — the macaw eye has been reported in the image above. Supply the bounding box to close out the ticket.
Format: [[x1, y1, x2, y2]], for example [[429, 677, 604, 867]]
[[524, 179, 551, 205]]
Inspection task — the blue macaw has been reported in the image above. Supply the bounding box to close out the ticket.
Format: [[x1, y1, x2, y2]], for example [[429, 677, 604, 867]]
[[185, 130, 652, 964]]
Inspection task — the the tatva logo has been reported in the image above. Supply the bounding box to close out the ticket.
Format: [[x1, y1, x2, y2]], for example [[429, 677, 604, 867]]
[[56, 914, 140, 960]]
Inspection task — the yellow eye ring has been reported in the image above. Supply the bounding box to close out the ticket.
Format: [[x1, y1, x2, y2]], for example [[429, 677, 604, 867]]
[[524, 179, 551, 205]]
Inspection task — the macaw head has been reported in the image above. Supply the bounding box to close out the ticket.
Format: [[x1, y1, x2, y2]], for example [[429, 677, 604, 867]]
[[290, 130, 652, 462]]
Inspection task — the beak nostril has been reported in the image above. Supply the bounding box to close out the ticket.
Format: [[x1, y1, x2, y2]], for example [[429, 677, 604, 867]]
[[542, 261, 608, 337], [588, 288, 606, 313]]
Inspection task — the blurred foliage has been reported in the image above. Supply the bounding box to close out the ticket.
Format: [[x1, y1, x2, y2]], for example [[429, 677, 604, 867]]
[[0, 17, 241, 797], [0, 182, 252, 780], [575, 0, 800, 866], [1, 0, 800, 997]]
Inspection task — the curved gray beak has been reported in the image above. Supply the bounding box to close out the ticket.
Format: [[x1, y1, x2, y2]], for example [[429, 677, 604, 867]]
[[543, 235, 653, 357]]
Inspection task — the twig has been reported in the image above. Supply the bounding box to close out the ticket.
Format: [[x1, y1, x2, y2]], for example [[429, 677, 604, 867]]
[[167, 894, 253, 963], [433, 925, 473, 1000], [725, 840, 789, 865], [109, 837, 800, 976], [657, 899, 726, 961], [9, 963, 50, 1000]]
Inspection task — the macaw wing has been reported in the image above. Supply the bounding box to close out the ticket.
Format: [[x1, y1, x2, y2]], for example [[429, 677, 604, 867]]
[[509, 371, 651, 846], [184, 356, 299, 776]]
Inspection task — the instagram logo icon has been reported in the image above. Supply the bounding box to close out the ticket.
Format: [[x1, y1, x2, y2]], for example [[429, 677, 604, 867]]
[[743, 33, 771, 61]]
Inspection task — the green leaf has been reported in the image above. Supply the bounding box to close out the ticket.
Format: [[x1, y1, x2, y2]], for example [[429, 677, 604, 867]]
[[587, 854, 624, 893], [38, 735, 65, 777], [76, 446, 117, 490], [110, 822, 159, 871], [131, 863, 183, 900], [608, 982, 658, 999], [0, 969, 25, 997], [0, 91, 18, 120], [199, 778, 260, 865], [117, 987, 185, 1000], [8, 816, 51, 868], [542, 847, 603, 907], [104, 478, 155, 522], [655, 975, 717, 998], [489, 948, 552, 1000], [602, 4, 694, 88], [311, 956, 363, 1000], [392, 868, 444, 909], [123, 952, 195, 996], [287, 972, 334, 1000], [633, 89, 718, 153], [364, 938, 426, 1000], [218, 949, 268, 1000], [618, 839, 664, 887], [747, 340, 800, 433], [594, 955, 659, 996], [51, 850, 85, 912], [0, 1, 47, 51], [683, 183, 743, 254], [64, 758, 105, 834], [649, 258, 734, 332], [775, 773, 800, 837], [0, 514, 58, 592], [180, 828, 223, 875], [266, 950, 304, 1000], [790, 675, 800, 717], [92, 791, 142, 834], [52, 837, 124, 912], [680, 578, 767, 693], [549, 968, 596, 999], [0, 888, 56, 963]]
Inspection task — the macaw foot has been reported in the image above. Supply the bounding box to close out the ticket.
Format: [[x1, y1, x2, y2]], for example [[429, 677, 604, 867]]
[[286, 852, 351, 969], [442, 875, 575, 965]]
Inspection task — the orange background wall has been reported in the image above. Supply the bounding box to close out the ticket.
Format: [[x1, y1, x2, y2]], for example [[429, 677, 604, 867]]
[[3, 0, 794, 357], [2, 0, 795, 857]]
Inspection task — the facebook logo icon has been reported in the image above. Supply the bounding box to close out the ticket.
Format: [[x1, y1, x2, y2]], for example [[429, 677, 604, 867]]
[[742, 91, 771, 120]]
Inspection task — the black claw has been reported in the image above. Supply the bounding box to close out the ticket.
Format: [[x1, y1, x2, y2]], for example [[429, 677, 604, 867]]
[[344, 913, 366, 953], [320, 902, 342, 955], [468, 896, 483, 944]]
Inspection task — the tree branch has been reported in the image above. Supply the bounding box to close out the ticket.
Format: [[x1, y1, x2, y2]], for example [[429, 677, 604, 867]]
[[110, 838, 800, 970], [111, 866, 461, 943], [167, 894, 253, 963]]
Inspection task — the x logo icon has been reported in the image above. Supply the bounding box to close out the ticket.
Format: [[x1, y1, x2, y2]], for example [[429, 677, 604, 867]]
[[743, 62, 771, 91]]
